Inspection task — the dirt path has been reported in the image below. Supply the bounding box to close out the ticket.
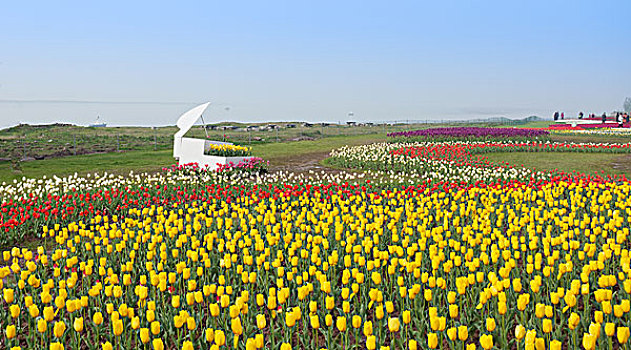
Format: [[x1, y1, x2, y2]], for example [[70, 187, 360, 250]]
[[268, 152, 341, 174], [611, 154, 631, 174]]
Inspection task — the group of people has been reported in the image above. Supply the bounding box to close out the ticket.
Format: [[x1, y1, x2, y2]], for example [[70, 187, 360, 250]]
[[553, 111, 630, 127], [614, 112, 631, 126]]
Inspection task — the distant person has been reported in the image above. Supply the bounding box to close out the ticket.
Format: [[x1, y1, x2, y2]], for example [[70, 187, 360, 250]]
[[625, 113, 630, 124], [617, 113, 623, 127], [553, 111, 559, 121], [578, 112, 583, 119], [602, 113, 607, 123], [561, 112, 564, 120]]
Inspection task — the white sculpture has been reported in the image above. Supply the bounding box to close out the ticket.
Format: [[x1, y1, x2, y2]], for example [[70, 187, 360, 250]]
[[173, 102, 252, 170]]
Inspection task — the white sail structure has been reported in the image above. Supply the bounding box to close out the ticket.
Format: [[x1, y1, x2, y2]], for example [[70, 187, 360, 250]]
[[173, 102, 252, 170]]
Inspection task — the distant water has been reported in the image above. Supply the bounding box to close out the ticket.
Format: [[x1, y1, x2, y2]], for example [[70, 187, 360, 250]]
[[0, 100, 556, 129]]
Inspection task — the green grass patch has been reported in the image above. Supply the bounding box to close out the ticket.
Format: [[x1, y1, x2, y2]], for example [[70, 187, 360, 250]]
[[510, 121, 552, 128], [0, 133, 386, 183], [0, 150, 175, 183], [481, 152, 631, 178], [252, 134, 386, 161]]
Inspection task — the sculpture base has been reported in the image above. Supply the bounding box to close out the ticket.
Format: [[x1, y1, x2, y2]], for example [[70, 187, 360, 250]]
[[177, 155, 252, 171]]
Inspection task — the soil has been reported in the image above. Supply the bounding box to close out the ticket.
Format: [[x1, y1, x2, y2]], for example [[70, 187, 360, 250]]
[[268, 152, 343, 174], [611, 154, 631, 173]]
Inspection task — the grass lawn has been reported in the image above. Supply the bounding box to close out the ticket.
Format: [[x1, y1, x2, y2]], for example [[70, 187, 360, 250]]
[[510, 121, 551, 128], [252, 134, 385, 162], [550, 133, 631, 144], [481, 152, 631, 178], [0, 150, 175, 183], [0, 133, 387, 183], [2, 127, 629, 183]]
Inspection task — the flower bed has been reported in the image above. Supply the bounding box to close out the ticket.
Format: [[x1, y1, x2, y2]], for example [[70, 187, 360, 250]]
[[1, 140, 631, 350], [1, 175, 631, 349], [216, 157, 269, 175], [549, 128, 631, 136], [204, 144, 251, 157], [388, 127, 549, 142], [329, 141, 631, 185]]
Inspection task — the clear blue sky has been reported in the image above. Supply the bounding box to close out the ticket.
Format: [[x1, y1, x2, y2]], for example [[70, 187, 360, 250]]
[[1, 0, 630, 128]]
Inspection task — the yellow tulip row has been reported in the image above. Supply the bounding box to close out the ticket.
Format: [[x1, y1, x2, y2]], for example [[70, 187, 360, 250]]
[[1, 178, 631, 349]]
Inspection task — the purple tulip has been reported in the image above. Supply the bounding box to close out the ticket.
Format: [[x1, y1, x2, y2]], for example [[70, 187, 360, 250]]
[[388, 127, 548, 139]]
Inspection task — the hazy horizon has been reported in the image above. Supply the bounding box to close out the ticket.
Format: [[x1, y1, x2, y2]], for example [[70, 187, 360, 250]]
[[0, 99, 558, 129], [1, 1, 630, 129]]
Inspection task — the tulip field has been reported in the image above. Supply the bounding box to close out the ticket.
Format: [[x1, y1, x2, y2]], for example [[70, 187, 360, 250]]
[[2, 129, 631, 349], [387, 127, 550, 142]]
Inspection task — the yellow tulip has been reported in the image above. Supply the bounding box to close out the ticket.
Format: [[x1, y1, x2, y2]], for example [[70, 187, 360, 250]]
[[140, 328, 150, 344], [49, 343, 64, 350], [458, 326, 468, 341], [618, 327, 630, 344], [4, 289, 14, 303], [174, 315, 185, 329], [480, 334, 493, 350], [535, 338, 545, 350], [542, 318, 552, 333], [325, 296, 334, 310], [310, 314, 320, 329], [93, 312, 103, 325], [364, 321, 373, 336], [29, 304, 39, 318], [583, 333, 596, 350], [352, 315, 362, 329], [255, 334, 264, 348], [256, 314, 266, 329], [447, 327, 457, 341], [231, 317, 243, 335], [210, 304, 220, 317], [152, 338, 164, 350], [215, 330, 226, 346], [388, 317, 400, 332], [74, 317, 84, 332], [9, 304, 20, 319], [130, 316, 140, 330], [146, 309, 156, 322], [53, 321, 66, 338], [102, 342, 113, 350], [186, 317, 196, 331], [325, 314, 333, 327], [486, 318, 496, 332], [286, 312, 297, 328], [515, 325, 526, 340], [6, 324, 16, 339], [428, 333, 438, 349], [605, 323, 616, 337], [366, 335, 376, 350], [113, 319, 123, 336], [402, 310, 411, 324], [517, 293, 529, 311], [449, 304, 458, 319], [38, 319, 47, 333], [568, 312, 580, 330], [336, 316, 347, 332]]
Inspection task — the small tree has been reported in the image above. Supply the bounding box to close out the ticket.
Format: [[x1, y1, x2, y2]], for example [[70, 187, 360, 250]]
[[624, 97, 631, 113]]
